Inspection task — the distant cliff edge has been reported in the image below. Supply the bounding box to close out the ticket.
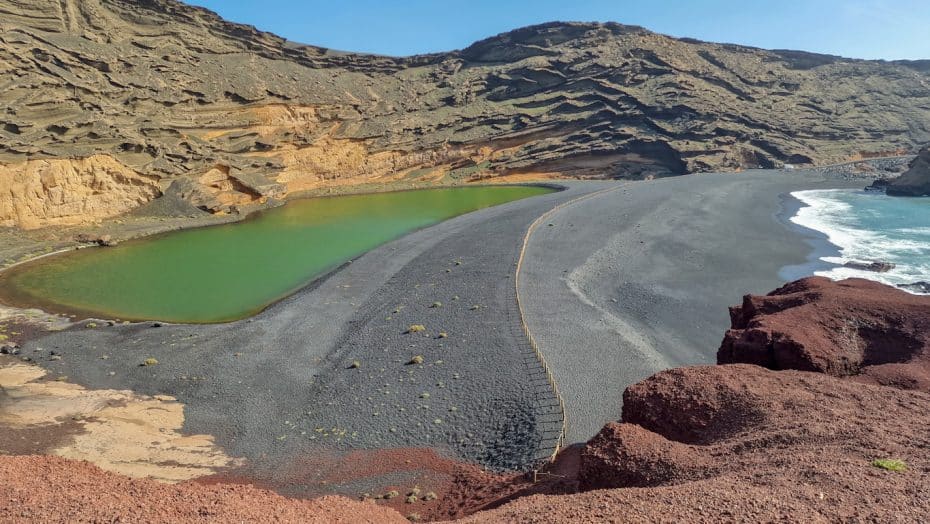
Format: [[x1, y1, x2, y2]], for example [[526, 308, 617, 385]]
[[886, 146, 930, 197]]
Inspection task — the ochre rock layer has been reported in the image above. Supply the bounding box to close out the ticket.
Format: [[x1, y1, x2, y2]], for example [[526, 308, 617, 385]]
[[3, 0, 930, 226]]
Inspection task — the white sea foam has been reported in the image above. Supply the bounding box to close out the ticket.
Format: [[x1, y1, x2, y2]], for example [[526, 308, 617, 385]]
[[898, 227, 930, 235], [790, 189, 930, 294]]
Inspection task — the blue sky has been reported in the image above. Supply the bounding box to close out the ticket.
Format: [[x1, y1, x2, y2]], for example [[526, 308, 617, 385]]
[[187, 0, 930, 60]]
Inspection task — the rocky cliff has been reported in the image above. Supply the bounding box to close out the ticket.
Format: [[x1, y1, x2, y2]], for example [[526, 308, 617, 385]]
[[886, 145, 930, 196], [720, 276, 930, 389], [3, 0, 930, 227]]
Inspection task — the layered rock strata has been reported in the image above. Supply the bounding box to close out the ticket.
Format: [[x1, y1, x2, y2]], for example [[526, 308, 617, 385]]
[[2, 1, 930, 226]]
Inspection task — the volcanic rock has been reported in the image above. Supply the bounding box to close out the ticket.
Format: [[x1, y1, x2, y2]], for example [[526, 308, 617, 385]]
[[0, 455, 406, 523], [719, 276, 930, 391], [901, 281, 930, 294], [468, 278, 930, 520], [74, 233, 116, 247], [578, 422, 713, 490], [886, 145, 930, 196], [5, 278, 930, 521], [867, 177, 892, 191], [478, 364, 930, 522], [843, 260, 895, 272]]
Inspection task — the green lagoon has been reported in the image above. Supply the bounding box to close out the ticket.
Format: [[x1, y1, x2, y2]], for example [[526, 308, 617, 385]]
[[0, 186, 554, 323]]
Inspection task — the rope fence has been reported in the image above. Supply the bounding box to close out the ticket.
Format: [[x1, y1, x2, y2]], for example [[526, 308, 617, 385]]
[[513, 185, 623, 466]]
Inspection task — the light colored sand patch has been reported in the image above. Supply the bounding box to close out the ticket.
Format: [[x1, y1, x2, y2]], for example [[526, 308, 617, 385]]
[[565, 258, 671, 372], [482, 172, 568, 184], [0, 363, 241, 482], [0, 363, 46, 388], [0, 306, 71, 330]]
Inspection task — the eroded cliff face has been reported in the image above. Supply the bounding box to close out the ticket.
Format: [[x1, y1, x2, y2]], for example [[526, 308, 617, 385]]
[[2, 0, 930, 227], [0, 155, 160, 229]]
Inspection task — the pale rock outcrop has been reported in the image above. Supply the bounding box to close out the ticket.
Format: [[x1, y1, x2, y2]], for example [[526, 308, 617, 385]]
[[0, 155, 160, 229]]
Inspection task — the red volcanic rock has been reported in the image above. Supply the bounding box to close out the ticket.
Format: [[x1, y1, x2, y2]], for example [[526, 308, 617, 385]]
[[0, 455, 406, 523], [504, 279, 930, 520], [719, 276, 930, 391], [619, 366, 769, 444], [474, 364, 930, 522], [579, 423, 713, 490]]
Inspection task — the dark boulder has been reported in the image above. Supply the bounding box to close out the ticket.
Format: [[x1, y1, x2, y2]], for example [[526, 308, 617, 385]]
[[886, 145, 930, 196], [843, 260, 895, 272]]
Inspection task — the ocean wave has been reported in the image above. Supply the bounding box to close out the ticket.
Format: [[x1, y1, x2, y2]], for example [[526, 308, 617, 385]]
[[790, 189, 930, 295], [898, 227, 930, 235]]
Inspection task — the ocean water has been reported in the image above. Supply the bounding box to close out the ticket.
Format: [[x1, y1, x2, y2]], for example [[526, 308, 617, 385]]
[[789, 189, 930, 293]]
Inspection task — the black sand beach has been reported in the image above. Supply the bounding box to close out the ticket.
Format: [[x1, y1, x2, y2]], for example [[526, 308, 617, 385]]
[[519, 170, 863, 442], [16, 183, 608, 487], [16, 170, 861, 495]]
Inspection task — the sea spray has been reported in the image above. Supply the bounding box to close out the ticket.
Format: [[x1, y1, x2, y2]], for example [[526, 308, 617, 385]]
[[790, 189, 930, 294]]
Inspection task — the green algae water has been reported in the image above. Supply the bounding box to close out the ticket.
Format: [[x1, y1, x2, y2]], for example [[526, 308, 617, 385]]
[[0, 186, 554, 323]]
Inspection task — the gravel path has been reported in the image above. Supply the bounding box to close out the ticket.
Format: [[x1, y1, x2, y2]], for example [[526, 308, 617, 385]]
[[20, 182, 610, 488], [519, 170, 865, 442]]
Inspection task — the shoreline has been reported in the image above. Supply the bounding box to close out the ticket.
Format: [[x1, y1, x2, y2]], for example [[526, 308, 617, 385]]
[[10, 182, 613, 493], [519, 170, 867, 443], [0, 177, 575, 273], [775, 191, 844, 283], [782, 188, 930, 295], [1, 153, 904, 272], [0, 183, 565, 325]]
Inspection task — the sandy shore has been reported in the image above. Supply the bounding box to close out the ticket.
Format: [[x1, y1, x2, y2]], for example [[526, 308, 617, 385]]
[[519, 169, 864, 442], [8, 169, 865, 498], [14, 182, 610, 492]]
